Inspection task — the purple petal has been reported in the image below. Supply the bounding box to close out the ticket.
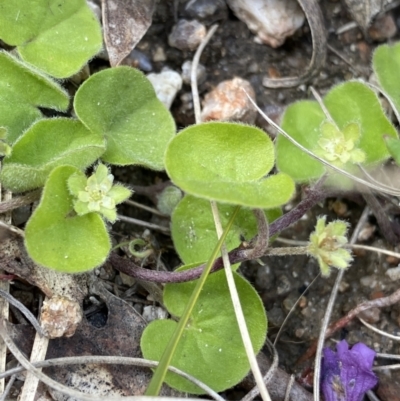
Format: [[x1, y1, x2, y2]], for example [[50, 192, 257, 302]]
[[336, 339, 349, 357], [351, 343, 376, 369], [339, 352, 377, 401], [321, 341, 378, 401]]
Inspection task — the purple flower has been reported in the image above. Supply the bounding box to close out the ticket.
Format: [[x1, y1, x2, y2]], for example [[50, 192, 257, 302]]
[[321, 340, 378, 401]]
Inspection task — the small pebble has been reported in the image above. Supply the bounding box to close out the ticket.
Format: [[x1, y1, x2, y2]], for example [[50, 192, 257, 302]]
[[360, 275, 377, 288], [226, 0, 305, 47], [41, 296, 82, 338], [201, 77, 257, 123], [152, 46, 167, 62], [122, 49, 153, 72], [147, 69, 183, 109], [181, 60, 207, 85], [276, 274, 292, 295], [357, 223, 376, 242], [368, 13, 397, 41], [142, 305, 168, 323], [168, 19, 206, 51], [386, 266, 400, 281], [184, 0, 228, 21], [386, 255, 400, 265]]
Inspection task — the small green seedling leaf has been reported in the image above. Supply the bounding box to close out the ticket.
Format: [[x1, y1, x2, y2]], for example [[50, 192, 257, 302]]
[[171, 194, 281, 265], [165, 122, 295, 208], [0, 0, 102, 78], [68, 163, 131, 223], [307, 216, 352, 276], [74, 66, 176, 170], [0, 118, 106, 192], [157, 185, 183, 216], [385, 136, 400, 166], [0, 51, 69, 143], [25, 165, 111, 273], [277, 81, 397, 183], [373, 42, 400, 118], [141, 268, 267, 393]]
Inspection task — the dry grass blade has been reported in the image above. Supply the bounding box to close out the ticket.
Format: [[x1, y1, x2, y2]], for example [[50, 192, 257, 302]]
[[191, 22, 271, 401], [359, 317, 400, 341]]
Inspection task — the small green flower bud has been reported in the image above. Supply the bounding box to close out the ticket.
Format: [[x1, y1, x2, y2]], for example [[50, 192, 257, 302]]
[[68, 164, 132, 222], [314, 121, 365, 167], [307, 216, 353, 276]]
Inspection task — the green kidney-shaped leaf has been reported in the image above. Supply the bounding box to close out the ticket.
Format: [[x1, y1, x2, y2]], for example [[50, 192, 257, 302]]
[[25, 165, 110, 273], [373, 42, 400, 119], [0, 51, 69, 143], [74, 67, 176, 170], [171, 195, 281, 265], [0, 0, 102, 78], [141, 268, 267, 393], [0, 118, 105, 192], [276, 81, 397, 183], [165, 122, 295, 208]]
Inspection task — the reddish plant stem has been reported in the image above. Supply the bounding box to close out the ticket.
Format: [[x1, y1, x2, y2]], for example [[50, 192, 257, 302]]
[[110, 186, 329, 283], [298, 287, 400, 364]]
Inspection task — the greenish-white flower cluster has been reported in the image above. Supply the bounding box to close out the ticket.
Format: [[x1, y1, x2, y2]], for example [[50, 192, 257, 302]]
[[314, 121, 365, 166], [68, 164, 131, 222], [307, 216, 353, 276]]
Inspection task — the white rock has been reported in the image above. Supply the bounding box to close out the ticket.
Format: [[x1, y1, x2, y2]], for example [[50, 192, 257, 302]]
[[147, 69, 183, 109], [142, 305, 168, 322], [386, 265, 400, 281], [181, 60, 207, 85], [168, 19, 207, 51], [226, 0, 305, 48]]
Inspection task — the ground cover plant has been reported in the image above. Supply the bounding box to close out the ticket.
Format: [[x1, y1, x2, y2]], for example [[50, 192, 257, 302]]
[[2, 1, 400, 400]]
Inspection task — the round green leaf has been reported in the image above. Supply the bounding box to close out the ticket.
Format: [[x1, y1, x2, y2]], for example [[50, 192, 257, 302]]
[[74, 66, 176, 170], [165, 122, 294, 208], [141, 269, 267, 394], [324, 81, 397, 164], [0, 0, 102, 78], [0, 118, 106, 192], [276, 82, 397, 183], [373, 42, 400, 119], [276, 101, 326, 182], [25, 165, 111, 273], [0, 51, 69, 143], [171, 194, 281, 265]]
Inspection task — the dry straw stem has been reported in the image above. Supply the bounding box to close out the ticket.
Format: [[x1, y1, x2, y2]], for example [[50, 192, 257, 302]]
[[191, 22, 271, 401]]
